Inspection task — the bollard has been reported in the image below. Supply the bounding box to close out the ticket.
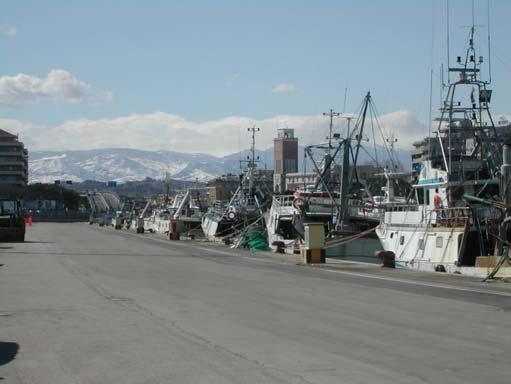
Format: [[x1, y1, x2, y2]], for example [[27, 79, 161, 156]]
[[136, 217, 145, 233], [169, 220, 180, 240], [375, 250, 395, 268], [272, 241, 286, 254]]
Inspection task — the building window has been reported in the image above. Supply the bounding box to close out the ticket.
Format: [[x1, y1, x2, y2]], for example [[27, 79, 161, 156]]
[[284, 159, 297, 173], [418, 238, 425, 250], [436, 236, 443, 248]]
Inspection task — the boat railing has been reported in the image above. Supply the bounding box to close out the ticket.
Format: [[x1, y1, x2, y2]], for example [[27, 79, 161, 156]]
[[272, 195, 295, 209], [433, 207, 472, 227], [384, 204, 420, 212]]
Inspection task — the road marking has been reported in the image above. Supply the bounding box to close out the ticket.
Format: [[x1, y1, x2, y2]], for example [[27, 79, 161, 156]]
[[318, 268, 511, 297]]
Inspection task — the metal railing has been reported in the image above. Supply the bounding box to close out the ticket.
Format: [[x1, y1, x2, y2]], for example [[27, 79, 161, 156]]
[[434, 207, 472, 227]]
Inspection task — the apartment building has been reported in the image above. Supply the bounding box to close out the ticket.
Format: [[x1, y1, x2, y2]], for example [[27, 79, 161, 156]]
[[0, 129, 28, 185]]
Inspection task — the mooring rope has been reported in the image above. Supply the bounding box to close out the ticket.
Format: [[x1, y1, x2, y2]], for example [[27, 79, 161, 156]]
[[325, 227, 376, 248]]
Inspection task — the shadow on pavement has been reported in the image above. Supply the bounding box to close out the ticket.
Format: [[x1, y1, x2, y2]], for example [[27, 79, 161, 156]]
[[0, 342, 19, 366]]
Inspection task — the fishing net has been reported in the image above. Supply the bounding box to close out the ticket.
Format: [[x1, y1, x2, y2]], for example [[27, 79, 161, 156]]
[[239, 225, 270, 251]]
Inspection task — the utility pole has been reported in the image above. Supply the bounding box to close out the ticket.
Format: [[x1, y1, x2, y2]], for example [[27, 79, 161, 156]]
[[323, 109, 341, 153]]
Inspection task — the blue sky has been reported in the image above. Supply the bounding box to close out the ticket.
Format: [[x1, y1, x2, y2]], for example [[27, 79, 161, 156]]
[[0, 0, 510, 154]]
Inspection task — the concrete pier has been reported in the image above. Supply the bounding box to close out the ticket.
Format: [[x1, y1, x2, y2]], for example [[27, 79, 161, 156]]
[[1, 223, 511, 383]]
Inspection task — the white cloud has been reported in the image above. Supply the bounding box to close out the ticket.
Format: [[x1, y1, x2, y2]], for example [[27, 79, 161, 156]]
[[376, 110, 426, 148], [0, 69, 106, 107], [271, 83, 296, 94], [0, 118, 38, 149], [3, 110, 427, 156], [0, 25, 17, 38]]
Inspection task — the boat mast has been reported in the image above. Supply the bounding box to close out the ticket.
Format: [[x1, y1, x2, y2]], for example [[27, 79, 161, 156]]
[[352, 92, 370, 168], [247, 125, 260, 169], [436, 3, 499, 202], [349, 92, 370, 188], [323, 109, 341, 154]]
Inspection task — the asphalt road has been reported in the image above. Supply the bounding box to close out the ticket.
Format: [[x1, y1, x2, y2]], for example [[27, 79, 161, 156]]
[[1, 223, 510, 384]]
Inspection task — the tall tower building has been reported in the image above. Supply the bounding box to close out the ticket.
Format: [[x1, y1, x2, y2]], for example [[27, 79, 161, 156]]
[[273, 128, 298, 193]]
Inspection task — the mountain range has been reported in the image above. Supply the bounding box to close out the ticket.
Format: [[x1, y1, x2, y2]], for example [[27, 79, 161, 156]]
[[29, 146, 411, 184]]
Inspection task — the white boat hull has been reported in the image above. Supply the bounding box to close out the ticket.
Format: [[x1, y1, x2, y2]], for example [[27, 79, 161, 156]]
[[376, 222, 511, 278]]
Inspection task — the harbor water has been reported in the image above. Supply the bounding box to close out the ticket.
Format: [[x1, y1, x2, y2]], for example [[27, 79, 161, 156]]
[[326, 237, 381, 264]]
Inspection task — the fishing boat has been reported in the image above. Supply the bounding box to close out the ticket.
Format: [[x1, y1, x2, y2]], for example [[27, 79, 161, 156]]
[[171, 188, 210, 235], [143, 188, 209, 235], [267, 94, 401, 252], [376, 25, 511, 278], [202, 127, 272, 241]]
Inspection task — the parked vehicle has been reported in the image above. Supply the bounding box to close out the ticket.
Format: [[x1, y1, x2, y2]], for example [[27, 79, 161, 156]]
[[0, 199, 25, 242]]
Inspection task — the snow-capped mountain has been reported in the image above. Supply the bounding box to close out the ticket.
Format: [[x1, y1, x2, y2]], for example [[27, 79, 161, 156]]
[[28, 148, 273, 184], [29, 146, 410, 184]]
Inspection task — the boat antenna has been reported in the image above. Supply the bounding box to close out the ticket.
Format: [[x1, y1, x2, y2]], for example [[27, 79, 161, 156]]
[[487, 0, 492, 84], [342, 87, 348, 113], [446, 0, 451, 84], [322, 109, 341, 153], [472, 0, 475, 29], [428, 1, 434, 159], [238, 126, 242, 170], [341, 115, 355, 141], [428, 69, 434, 159]]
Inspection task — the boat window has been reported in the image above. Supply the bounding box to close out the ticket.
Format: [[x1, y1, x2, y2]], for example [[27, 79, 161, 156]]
[[418, 238, 425, 250], [436, 236, 443, 248], [400, 235, 405, 245], [390, 232, 394, 239]]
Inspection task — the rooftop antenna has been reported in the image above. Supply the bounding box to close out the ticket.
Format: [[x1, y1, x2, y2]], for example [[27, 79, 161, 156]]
[[323, 109, 341, 153]]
